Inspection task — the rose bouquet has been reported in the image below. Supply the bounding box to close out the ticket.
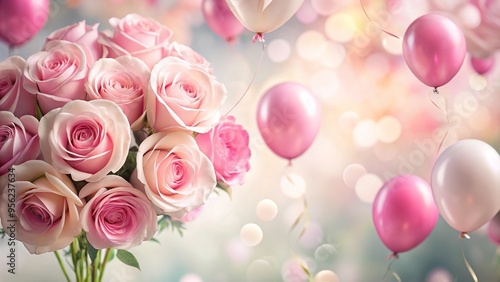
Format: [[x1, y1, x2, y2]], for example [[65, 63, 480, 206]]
[[0, 13, 251, 281]]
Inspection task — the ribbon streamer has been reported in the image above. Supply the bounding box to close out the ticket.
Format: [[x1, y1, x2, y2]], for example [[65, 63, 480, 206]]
[[360, 0, 401, 39], [223, 38, 265, 116], [429, 88, 450, 157], [290, 251, 313, 282], [461, 238, 479, 282], [382, 255, 402, 282]]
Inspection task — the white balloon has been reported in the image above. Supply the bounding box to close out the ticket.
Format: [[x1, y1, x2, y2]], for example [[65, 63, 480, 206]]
[[226, 0, 304, 34], [431, 139, 500, 233]]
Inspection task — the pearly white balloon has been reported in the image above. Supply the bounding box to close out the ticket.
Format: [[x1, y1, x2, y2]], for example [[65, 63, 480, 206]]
[[431, 139, 500, 233], [226, 0, 304, 34]]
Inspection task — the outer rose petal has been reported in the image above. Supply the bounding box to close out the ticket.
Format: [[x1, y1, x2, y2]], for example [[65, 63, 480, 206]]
[[39, 100, 131, 182], [136, 131, 216, 218], [0, 160, 83, 254]]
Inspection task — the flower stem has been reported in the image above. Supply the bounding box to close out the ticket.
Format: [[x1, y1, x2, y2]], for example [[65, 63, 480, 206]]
[[91, 250, 100, 282], [54, 251, 71, 282], [99, 248, 113, 282], [70, 240, 81, 282]]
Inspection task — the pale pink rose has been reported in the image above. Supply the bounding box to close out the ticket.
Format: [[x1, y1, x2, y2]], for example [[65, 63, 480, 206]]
[[79, 175, 157, 249], [172, 206, 204, 223], [196, 116, 251, 186], [39, 100, 131, 182], [166, 42, 212, 72], [0, 56, 35, 117], [23, 40, 90, 114], [0, 160, 83, 254], [85, 56, 150, 130], [136, 131, 216, 218], [0, 111, 40, 175], [147, 57, 227, 133], [43, 20, 103, 63], [98, 14, 173, 69]]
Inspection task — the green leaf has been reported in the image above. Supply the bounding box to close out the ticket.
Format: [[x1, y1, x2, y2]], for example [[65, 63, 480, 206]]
[[216, 181, 232, 200], [35, 94, 43, 121], [87, 240, 98, 262], [107, 249, 115, 262], [116, 250, 141, 271], [113, 151, 137, 181], [0, 228, 5, 239], [148, 237, 160, 244]]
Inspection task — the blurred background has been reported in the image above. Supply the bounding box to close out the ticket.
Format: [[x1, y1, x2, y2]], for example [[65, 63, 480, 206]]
[[1, 0, 499, 281]]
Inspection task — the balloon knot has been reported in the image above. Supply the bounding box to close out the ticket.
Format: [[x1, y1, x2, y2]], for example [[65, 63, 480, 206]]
[[460, 232, 470, 239], [386, 252, 399, 260], [433, 87, 439, 95], [252, 33, 265, 44]]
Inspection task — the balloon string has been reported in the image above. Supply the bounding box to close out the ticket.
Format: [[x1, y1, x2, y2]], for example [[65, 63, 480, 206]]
[[429, 88, 450, 157], [288, 193, 310, 239], [382, 255, 402, 282], [290, 251, 313, 282], [360, 0, 400, 39], [461, 238, 479, 282], [223, 36, 265, 117]]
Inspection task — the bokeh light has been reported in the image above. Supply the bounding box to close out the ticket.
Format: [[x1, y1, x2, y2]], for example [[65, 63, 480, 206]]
[[267, 39, 291, 63], [343, 163, 367, 189], [247, 259, 274, 282], [256, 199, 278, 221], [353, 119, 378, 147], [377, 116, 402, 143], [296, 30, 328, 61], [355, 173, 383, 203], [240, 223, 263, 247], [314, 270, 340, 282], [325, 13, 357, 43]]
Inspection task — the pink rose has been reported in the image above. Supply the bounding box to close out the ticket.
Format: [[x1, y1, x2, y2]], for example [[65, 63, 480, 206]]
[[166, 42, 212, 72], [23, 40, 90, 114], [85, 56, 150, 130], [79, 175, 157, 249], [0, 160, 83, 254], [98, 14, 173, 69], [196, 116, 251, 186], [43, 20, 103, 63], [0, 56, 35, 117], [0, 111, 40, 175], [39, 100, 131, 182], [172, 206, 204, 223], [147, 57, 227, 133], [136, 131, 216, 218]]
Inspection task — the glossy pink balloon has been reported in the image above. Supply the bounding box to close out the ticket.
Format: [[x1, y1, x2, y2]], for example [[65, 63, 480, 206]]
[[202, 0, 245, 42], [403, 13, 466, 88], [256, 82, 321, 160], [373, 175, 439, 254], [488, 212, 500, 246], [0, 0, 50, 47], [470, 56, 495, 75]]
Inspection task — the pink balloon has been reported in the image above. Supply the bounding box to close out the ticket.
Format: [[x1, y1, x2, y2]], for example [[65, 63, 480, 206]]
[[202, 0, 245, 42], [0, 0, 50, 47], [470, 55, 495, 75], [373, 175, 439, 254], [256, 82, 321, 161], [488, 212, 500, 246], [403, 13, 466, 88]]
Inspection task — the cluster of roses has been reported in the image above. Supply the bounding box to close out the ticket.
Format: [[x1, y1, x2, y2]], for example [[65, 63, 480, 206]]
[[0, 14, 251, 254]]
